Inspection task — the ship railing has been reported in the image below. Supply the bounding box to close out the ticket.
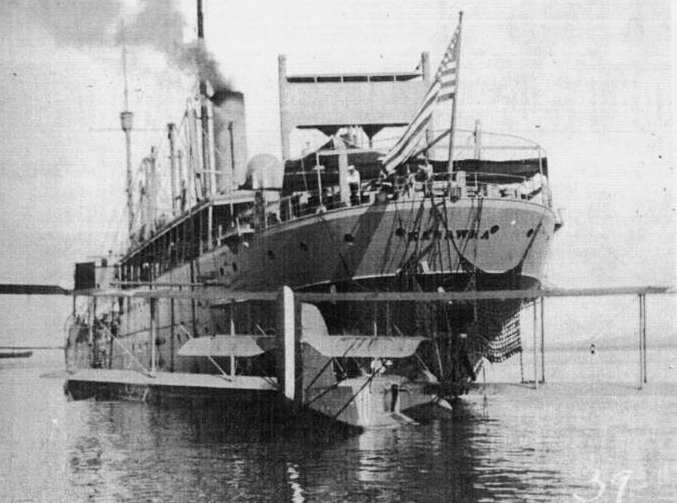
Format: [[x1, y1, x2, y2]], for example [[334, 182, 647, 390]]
[[213, 220, 255, 248], [396, 171, 552, 206], [262, 189, 360, 226], [245, 170, 550, 230], [372, 127, 546, 162]]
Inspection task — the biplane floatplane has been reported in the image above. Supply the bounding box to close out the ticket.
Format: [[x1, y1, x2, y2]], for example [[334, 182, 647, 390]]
[[53, 282, 670, 430], [0, 280, 671, 429]]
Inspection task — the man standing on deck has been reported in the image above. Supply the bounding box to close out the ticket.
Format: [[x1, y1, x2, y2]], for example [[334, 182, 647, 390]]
[[347, 165, 361, 205], [417, 162, 434, 197]]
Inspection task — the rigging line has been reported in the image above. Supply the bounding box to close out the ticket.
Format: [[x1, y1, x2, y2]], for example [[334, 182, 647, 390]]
[[398, 197, 428, 284], [516, 214, 545, 268], [430, 198, 457, 330], [452, 196, 480, 275], [314, 210, 365, 291], [305, 337, 361, 398], [389, 197, 422, 287], [426, 200, 456, 348], [443, 197, 480, 276], [332, 372, 380, 420], [462, 195, 484, 287], [430, 196, 456, 281], [441, 197, 456, 285]]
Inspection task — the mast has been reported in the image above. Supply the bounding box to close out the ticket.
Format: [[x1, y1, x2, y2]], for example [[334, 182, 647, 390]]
[[168, 123, 178, 215], [446, 11, 463, 174], [473, 118, 481, 159], [119, 22, 134, 239], [197, 0, 215, 199]]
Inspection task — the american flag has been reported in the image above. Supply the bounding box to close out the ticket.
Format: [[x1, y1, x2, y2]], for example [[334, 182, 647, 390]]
[[382, 20, 462, 173]]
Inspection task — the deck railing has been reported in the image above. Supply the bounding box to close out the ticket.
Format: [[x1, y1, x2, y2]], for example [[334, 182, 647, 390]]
[[242, 169, 551, 230]]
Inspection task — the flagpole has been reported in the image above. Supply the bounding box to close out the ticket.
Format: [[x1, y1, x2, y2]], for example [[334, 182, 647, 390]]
[[447, 11, 463, 174]]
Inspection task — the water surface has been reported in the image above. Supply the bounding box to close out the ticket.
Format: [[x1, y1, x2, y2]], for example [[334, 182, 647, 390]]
[[1, 350, 675, 502]]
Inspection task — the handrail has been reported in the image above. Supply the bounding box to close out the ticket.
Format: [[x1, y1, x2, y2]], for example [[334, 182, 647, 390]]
[[249, 167, 551, 229], [371, 127, 545, 153]]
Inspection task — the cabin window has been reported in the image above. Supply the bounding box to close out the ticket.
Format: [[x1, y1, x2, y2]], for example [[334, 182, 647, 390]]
[[267, 250, 276, 260], [299, 242, 308, 251], [344, 233, 355, 244]]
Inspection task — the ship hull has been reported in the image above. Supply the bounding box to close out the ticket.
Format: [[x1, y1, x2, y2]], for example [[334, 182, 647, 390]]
[[221, 196, 555, 292], [66, 195, 554, 404]]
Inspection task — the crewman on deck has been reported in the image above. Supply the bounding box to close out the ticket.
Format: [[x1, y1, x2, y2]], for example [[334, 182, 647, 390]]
[[418, 162, 434, 197], [347, 165, 361, 205]]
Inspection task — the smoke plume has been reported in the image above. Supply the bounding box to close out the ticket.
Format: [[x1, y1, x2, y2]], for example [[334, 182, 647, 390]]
[[25, 0, 230, 90]]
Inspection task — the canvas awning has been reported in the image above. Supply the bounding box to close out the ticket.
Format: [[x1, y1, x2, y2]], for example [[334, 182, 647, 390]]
[[178, 335, 277, 358], [304, 335, 425, 358]]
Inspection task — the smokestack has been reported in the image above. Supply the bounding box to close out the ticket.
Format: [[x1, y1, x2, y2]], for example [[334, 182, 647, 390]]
[[211, 89, 247, 192]]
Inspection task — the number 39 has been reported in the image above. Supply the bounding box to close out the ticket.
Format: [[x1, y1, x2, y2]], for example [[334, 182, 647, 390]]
[[573, 470, 632, 503]]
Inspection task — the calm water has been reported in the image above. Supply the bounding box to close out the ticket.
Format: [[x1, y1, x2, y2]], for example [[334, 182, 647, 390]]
[[1, 349, 676, 502]]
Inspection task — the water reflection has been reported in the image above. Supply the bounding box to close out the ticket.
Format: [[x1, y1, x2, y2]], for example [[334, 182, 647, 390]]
[[61, 395, 577, 502], [6, 352, 676, 502]]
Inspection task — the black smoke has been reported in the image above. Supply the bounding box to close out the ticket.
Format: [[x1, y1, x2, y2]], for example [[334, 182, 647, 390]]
[[25, 0, 230, 90]]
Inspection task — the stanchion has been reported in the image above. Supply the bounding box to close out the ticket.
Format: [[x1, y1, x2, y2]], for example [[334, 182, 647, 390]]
[[533, 299, 538, 390], [638, 293, 647, 388], [540, 297, 545, 384], [642, 294, 647, 385]]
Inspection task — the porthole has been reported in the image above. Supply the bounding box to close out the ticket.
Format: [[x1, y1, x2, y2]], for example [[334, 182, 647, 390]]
[[267, 250, 276, 260], [344, 233, 355, 244], [299, 242, 308, 251]]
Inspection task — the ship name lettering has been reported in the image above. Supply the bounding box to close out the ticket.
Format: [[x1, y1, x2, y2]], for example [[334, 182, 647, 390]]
[[402, 226, 499, 241]]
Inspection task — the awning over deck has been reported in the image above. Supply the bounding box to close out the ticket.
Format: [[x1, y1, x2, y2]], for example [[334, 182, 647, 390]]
[[178, 336, 277, 357], [281, 145, 547, 194]]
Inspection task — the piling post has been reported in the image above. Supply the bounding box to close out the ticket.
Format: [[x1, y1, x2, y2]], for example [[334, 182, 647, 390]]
[[637, 293, 644, 389], [540, 297, 545, 384], [372, 302, 378, 336], [642, 294, 647, 384], [89, 297, 96, 345], [149, 298, 156, 376], [638, 293, 647, 388], [533, 299, 538, 390], [230, 299, 236, 377], [170, 298, 175, 372]]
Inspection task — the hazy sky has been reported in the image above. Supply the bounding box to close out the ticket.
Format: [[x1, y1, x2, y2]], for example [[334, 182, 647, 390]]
[[0, 0, 674, 344]]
